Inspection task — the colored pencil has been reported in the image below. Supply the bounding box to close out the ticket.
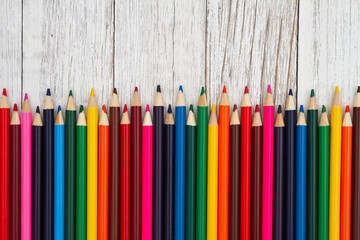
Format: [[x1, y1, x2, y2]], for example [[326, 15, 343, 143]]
[[142, 105, 153, 240], [352, 87, 360, 240], [262, 84, 274, 239], [10, 104, 21, 240], [218, 86, 229, 240], [175, 86, 186, 240], [76, 106, 87, 240], [207, 104, 218, 240], [329, 86, 342, 240], [21, 93, 32, 240], [285, 89, 296, 240], [32, 107, 42, 240], [98, 105, 109, 240], [251, 105, 262, 240], [54, 106, 65, 240], [318, 106, 329, 240], [241, 86, 252, 240], [340, 105, 352, 240], [131, 87, 142, 240], [65, 91, 76, 240], [121, 104, 131, 240], [153, 85, 164, 240], [273, 105, 284, 240], [185, 105, 196, 240], [42, 89, 54, 240], [165, 105, 175, 239], [307, 89, 318, 240], [0, 89, 10, 240], [196, 87, 208, 240], [109, 88, 120, 240], [295, 105, 307, 240], [87, 88, 98, 240], [229, 105, 240, 240]]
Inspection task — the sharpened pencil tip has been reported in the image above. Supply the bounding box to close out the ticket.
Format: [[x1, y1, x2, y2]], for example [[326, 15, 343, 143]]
[[69, 90, 73, 96], [200, 86, 205, 95], [157, 85, 161, 93], [189, 104, 194, 112], [222, 85, 227, 93], [123, 104, 128, 113], [346, 105, 350, 112], [267, 84, 272, 94], [244, 86, 249, 94], [102, 104, 106, 113], [358, 86, 360, 93], [300, 105, 304, 113], [46, 88, 51, 96], [212, 104, 216, 112], [168, 104, 172, 113], [335, 86, 339, 93], [179, 85, 183, 92], [233, 104, 237, 111], [13, 104, 18, 111], [278, 105, 282, 113], [146, 104, 150, 112], [113, 88, 117, 94], [322, 105, 326, 113], [79, 105, 84, 113], [2, 88, 7, 96], [36, 106, 40, 113], [57, 105, 61, 113], [310, 89, 315, 97], [24, 93, 28, 101], [90, 88, 95, 96], [289, 89, 293, 96], [135, 87, 138, 92], [255, 104, 260, 112]]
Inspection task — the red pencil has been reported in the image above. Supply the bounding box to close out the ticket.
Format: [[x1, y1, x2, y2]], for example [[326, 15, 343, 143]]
[[121, 104, 131, 240], [241, 86, 252, 240], [0, 88, 10, 239]]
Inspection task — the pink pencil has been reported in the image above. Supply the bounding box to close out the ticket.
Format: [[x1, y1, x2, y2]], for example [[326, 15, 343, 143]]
[[21, 94, 32, 240], [142, 105, 153, 240], [262, 85, 274, 240]]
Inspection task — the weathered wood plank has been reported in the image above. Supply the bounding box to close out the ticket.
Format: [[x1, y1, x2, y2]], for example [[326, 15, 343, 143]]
[[206, 0, 298, 109], [298, 0, 360, 110], [0, 0, 22, 107], [22, 0, 114, 110]]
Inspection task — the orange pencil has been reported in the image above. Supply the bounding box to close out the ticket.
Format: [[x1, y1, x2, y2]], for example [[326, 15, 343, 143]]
[[218, 85, 229, 240], [340, 105, 352, 240], [98, 105, 109, 240]]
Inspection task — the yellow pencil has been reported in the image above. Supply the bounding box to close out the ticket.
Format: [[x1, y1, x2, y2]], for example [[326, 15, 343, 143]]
[[329, 86, 342, 240], [87, 88, 98, 240], [207, 104, 218, 240]]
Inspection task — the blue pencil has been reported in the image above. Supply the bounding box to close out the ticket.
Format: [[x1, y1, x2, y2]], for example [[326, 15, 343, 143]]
[[54, 106, 65, 240], [175, 86, 186, 240], [296, 105, 307, 240]]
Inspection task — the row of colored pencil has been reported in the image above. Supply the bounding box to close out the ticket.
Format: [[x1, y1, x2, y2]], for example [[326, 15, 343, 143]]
[[0, 85, 360, 240]]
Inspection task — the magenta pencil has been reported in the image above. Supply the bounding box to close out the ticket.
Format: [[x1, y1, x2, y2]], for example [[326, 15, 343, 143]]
[[142, 105, 153, 240], [21, 94, 32, 240], [262, 85, 274, 240]]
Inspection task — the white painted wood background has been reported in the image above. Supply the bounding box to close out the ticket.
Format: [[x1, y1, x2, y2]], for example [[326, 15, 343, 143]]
[[1, 0, 359, 116]]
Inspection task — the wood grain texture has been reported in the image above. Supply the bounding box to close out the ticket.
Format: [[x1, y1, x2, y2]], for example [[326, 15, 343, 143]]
[[22, 0, 114, 110], [0, 0, 22, 106], [298, 0, 360, 109], [206, 0, 298, 108]]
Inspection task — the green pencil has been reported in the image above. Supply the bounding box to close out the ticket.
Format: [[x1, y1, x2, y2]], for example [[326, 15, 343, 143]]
[[76, 105, 87, 240], [65, 91, 76, 240], [307, 89, 318, 240], [318, 105, 329, 240], [186, 105, 196, 240], [196, 87, 208, 240]]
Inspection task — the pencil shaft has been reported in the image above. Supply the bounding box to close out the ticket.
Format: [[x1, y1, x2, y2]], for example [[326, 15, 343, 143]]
[[307, 109, 318, 240], [32, 124, 42, 240], [21, 112, 32, 240], [65, 110, 76, 240], [54, 124, 65, 240], [352, 106, 360, 239], [251, 125, 262, 240], [76, 125, 87, 240], [285, 109, 296, 239], [165, 123, 175, 239], [10, 123, 21, 240], [229, 124, 240, 239], [295, 125, 307, 240], [175, 106, 186, 240], [121, 123, 130, 240], [273, 125, 284, 240], [153, 105, 164, 240], [185, 125, 196, 240], [109, 106, 120, 240], [318, 124, 329, 240]]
